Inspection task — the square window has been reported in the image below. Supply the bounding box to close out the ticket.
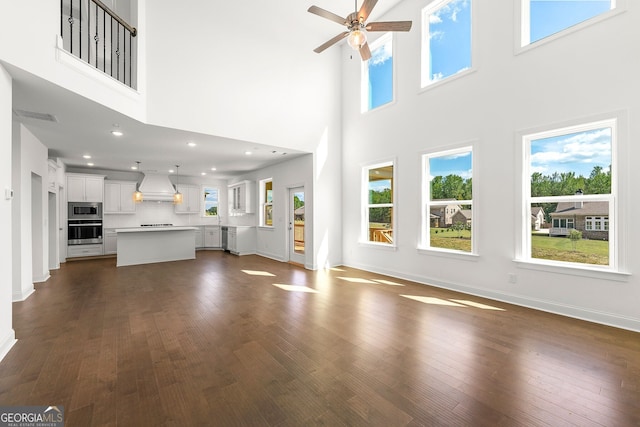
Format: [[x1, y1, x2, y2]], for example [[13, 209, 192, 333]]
[[422, 0, 472, 87], [362, 33, 394, 112]]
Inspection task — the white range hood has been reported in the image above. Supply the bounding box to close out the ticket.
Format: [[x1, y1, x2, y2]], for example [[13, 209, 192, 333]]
[[138, 173, 176, 202]]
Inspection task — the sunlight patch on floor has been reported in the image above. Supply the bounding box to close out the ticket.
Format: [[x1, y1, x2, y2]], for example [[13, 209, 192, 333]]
[[338, 277, 378, 284], [451, 300, 505, 311], [328, 267, 346, 272], [401, 295, 467, 307], [373, 279, 405, 286], [272, 284, 319, 293], [242, 270, 276, 276]]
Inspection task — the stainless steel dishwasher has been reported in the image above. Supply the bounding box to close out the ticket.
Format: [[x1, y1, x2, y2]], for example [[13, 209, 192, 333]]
[[221, 226, 228, 251]]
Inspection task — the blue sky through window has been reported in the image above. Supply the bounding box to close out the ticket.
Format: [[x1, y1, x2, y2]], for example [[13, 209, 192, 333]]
[[429, 151, 472, 180], [425, 0, 471, 84], [366, 35, 393, 111], [204, 187, 218, 215], [530, 0, 612, 43], [530, 127, 611, 178]]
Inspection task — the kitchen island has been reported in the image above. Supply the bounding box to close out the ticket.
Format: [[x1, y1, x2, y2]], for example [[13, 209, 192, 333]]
[[115, 226, 197, 267]]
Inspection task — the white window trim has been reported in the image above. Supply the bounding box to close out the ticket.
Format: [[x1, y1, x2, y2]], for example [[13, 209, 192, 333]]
[[259, 178, 273, 228], [361, 32, 395, 114], [515, 114, 629, 277], [421, 0, 476, 90], [515, 0, 626, 55], [419, 144, 476, 256], [361, 159, 397, 248], [202, 186, 219, 218]]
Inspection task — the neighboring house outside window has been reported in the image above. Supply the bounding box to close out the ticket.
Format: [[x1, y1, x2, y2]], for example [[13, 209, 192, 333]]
[[203, 187, 219, 217], [259, 178, 273, 227], [523, 119, 615, 268], [421, 146, 473, 254], [421, 0, 472, 88], [363, 162, 394, 245], [362, 32, 393, 112], [520, 0, 617, 47]]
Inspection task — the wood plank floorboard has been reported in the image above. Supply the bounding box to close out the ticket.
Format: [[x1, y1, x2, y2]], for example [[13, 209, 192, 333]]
[[2, 251, 640, 426]]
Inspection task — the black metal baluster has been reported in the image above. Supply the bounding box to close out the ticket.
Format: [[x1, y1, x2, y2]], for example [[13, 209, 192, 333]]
[[117, 23, 120, 82], [95, 3, 98, 68], [79, 0, 82, 61], [87, 0, 90, 63], [69, 0, 73, 55], [123, 26, 127, 85], [128, 32, 132, 87], [102, 8, 106, 72]]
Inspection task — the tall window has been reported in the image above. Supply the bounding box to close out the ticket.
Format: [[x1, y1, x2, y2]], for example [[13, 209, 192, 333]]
[[422, 146, 473, 253], [363, 162, 394, 245], [421, 0, 472, 88], [523, 119, 615, 268], [203, 187, 219, 217], [521, 0, 615, 46], [361, 32, 393, 112], [260, 178, 273, 227]]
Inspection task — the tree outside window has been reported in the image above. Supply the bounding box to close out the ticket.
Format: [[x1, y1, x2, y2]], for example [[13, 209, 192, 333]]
[[203, 187, 219, 217], [364, 163, 394, 245]]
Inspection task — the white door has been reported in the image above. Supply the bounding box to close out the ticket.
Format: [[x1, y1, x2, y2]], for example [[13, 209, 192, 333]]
[[288, 187, 305, 265]]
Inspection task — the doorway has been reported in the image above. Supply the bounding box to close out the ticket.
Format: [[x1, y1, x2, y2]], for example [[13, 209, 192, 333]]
[[48, 191, 58, 270], [288, 187, 305, 265], [31, 173, 44, 282]]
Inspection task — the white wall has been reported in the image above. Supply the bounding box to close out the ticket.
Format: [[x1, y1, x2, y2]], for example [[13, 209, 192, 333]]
[[0, 64, 16, 362], [341, 2, 640, 331], [12, 124, 49, 301]]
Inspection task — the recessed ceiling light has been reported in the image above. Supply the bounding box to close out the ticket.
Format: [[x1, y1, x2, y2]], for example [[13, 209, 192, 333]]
[[83, 154, 91, 159], [131, 165, 138, 170], [201, 172, 207, 176], [211, 167, 217, 171], [187, 142, 196, 147], [87, 162, 94, 166], [245, 151, 252, 155], [111, 130, 123, 137], [169, 169, 175, 173]]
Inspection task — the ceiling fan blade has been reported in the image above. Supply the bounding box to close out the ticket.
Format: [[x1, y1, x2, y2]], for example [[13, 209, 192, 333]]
[[314, 31, 349, 53], [308, 5, 347, 26], [358, 0, 379, 22], [366, 21, 413, 32], [359, 42, 372, 61]]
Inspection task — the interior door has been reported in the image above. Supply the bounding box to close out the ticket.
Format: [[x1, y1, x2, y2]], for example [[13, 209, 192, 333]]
[[288, 187, 305, 265]]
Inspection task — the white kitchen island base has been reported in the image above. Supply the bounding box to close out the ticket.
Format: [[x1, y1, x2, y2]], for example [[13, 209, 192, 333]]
[[116, 227, 196, 267]]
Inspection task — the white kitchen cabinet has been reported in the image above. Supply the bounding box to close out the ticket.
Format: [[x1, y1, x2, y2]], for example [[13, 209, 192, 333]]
[[104, 229, 117, 254], [67, 174, 104, 202], [175, 184, 201, 214], [194, 226, 204, 249], [228, 180, 254, 214], [204, 226, 221, 248], [67, 244, 103, 258], [227, 226, 256, 255], [104, 181, 136, 214]]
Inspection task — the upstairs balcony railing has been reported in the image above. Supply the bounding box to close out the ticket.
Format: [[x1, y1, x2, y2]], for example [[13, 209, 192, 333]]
[[60, 0, 137, 88]]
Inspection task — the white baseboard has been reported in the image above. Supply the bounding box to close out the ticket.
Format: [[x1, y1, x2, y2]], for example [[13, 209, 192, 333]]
[[33, 273, 50, 284], [257, 251, 287, 263], [345, 261, 640, 333], [0, 329, 17, 363], [13, 287, 35, 302]]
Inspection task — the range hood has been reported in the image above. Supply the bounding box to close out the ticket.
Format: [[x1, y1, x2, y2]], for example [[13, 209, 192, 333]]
[[138, 173, 176, 202]]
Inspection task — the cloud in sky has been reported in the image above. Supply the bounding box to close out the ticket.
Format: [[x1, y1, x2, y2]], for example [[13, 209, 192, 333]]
[[431, 0, 470, 24], [530, 127, 611, 176], [370, 39, 392, 66]]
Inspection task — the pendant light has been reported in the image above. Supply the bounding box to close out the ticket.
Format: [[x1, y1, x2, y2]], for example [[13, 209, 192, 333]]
[[133, 161, 144, 202], [173, 164, 183, 205]]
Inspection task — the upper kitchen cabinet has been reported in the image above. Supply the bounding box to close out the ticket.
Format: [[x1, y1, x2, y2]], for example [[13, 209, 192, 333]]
[[228, 180, 254, 214], [175, 184, 201, 214], [104, 181, 137, 214], [67, 173, 104, 202]]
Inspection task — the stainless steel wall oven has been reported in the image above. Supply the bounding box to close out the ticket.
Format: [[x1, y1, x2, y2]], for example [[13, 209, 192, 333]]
[[68, 202, 103, 245]]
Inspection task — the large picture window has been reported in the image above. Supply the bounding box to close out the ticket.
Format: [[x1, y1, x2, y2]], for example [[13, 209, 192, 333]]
[[363, 162, 394, 245], [421, 0, 472, 88], [521, 0, 615, 47], [422, 146, 473, 253], [361, 32, 393, 112], [523, 119, 616, 268]]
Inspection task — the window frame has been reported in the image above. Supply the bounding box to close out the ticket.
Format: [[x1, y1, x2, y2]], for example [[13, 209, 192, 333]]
[[259, 178, 273, 227], [361, 32, 395, 113], [420, 144, 476, 256], [361, 160, 396, 248], [421, 0, 475, 90], [519, 118, 618, 271], [516, 0, 625, 53], [202, 186, 219, 218]]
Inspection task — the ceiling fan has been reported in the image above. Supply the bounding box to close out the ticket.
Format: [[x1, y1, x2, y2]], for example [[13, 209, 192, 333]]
[[308, 0, 412, 61]]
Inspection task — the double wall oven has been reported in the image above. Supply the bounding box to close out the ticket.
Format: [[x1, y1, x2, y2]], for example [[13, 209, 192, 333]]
[[68, 202, 103, 245]]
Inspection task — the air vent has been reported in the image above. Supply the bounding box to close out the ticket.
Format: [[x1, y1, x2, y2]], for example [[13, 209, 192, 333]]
[[13, 109, 58, 122]]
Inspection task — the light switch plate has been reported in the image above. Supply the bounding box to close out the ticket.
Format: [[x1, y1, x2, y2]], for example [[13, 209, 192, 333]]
[[5, 188, 13, 200]]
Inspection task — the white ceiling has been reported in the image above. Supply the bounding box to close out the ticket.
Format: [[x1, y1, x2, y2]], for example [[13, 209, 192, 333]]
[[10, 0, 405, 179]]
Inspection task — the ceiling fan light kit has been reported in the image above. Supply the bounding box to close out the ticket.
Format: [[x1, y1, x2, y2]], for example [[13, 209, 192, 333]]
[[308, 0, 412, 61]]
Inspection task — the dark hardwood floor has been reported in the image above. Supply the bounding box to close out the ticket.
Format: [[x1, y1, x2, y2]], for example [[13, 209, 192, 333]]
[[1, 251, 639, 426]]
